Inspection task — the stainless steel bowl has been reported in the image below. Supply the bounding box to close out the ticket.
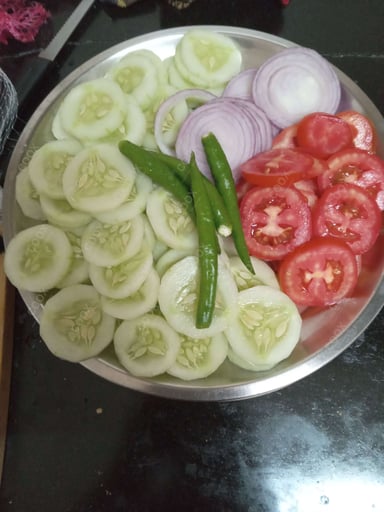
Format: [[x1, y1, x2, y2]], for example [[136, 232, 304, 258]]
[[4, 26, 384, 401]]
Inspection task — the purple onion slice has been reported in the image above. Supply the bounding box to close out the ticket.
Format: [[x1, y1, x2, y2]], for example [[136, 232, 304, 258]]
[[154, 88, 216, 155], [252, 47, 341, 129]]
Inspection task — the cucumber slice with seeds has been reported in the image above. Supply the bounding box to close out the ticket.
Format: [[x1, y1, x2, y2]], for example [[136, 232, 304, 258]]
[[94, 171, 152, 224], [28, 139, 83, 199], [62, 143, 136, 214], [146, 187, 198, 251], [227, 347, 274, 372], [158, 255, 238, 339], [58, 78, 127, 141], [57, 230, 89, 288], [114, 313, 180, 377], [40, 284, 115, 362], [155, 248, 194, 278], [81, 214, 144, 267], [39, 195, 92, 229], [167, 332, 228, 381], [89, 242, 153, 299], [94, 98, 147, 146], [4, 224, 72, 292], [15, 167, 46, 221], [101, 268, 160, 320], [106, 51, 162, 110], [225, 286, 302, 368], [229, 256, 280, 291], [175, 29, 242, 87]]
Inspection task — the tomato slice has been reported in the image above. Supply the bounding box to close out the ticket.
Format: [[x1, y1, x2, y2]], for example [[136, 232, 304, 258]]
[[337, 110, 377, 153], [318, 148, 384, 210], [236, 176, 254, 203], [278, 237, 358, 306], [240, 185, 312, 261], [271, 123, 298, 149], [296, 112, 354, 159], [313, 183, 381, 255], [240, 148, 323, 187], [293, 179, 319, 208]]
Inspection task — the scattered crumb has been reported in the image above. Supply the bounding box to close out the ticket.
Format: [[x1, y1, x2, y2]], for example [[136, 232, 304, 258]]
[[96, 407, 103, 414]]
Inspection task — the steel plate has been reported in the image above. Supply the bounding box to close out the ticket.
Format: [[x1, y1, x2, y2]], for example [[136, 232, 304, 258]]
[[4, 26, 384, 401]]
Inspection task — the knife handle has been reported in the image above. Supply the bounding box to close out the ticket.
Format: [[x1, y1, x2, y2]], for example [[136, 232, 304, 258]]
[[0, 250, 15, 484], [15, 57, 53, 110]]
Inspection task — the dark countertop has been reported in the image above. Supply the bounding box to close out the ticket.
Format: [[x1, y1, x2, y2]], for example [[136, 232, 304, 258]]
[[1, 1, 384, 511]]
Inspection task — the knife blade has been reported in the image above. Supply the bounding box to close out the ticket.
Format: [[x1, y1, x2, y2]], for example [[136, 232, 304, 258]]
[[16, 0, 95, 108]]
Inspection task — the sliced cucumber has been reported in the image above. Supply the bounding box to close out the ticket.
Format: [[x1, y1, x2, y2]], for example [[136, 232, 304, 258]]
[[28, 139, 83, 199], [39, 195, 92, 229], [89, 242, 153, 299], [167, 57, 224, 96], [155, 94, 190, 150], [106, 51, 162, 110], [56, 229, 89, 288], [146, 187, 198, 251], [58, 77, 127, 141], [4, 224, 72, 292], [141, 214, 169, 261], [96, 97, 147, 146], [227, 347, 274, 372], [51, 108, 71, 140], [62, 143, 136, 214], [93, 171, 152, 224], [158, 255, 238, 339], [229, 256, 280, 291], [101, 268, 160, 320], [81, 215, 144, 267], [155, 248, 194, 278], [15, 167, 47, 221], [114, 313, 180, 377], [122, 98, 147, 144], [40, 284, 115, 362], [174, 29, 242, 87], [225, 286, 302, 369], [167, 332, 228, 381]]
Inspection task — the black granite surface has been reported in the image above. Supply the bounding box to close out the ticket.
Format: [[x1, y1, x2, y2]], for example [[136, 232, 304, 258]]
[[1, 1, 384, 511]]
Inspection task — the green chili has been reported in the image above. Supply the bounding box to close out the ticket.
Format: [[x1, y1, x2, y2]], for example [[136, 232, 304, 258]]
[[118, 140, 195, 221], [189, 153, 218, 329], [202, 132, 254, 274], [149, 150, 232, 237]]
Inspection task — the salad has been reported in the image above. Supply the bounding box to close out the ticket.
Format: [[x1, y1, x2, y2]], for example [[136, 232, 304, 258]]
[[4, 28, 383, 382]]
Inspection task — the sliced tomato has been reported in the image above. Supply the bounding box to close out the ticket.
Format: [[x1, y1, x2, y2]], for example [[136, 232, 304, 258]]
[[240, 147, 325, 187], [278, 237, 358, 306], [271, 123, 298, 149], [312, 183, 381, 255], [293, 179, 319, 208], [240, 185, 312, 261], [296, 112, 354, 159], [337, 110, 377, 153], [318, 148, 384, 210], [236, 176, 254, 203]]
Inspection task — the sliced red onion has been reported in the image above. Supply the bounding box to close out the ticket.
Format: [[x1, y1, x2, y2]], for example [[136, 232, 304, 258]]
[[154, 88, 216, 156], [224, 97, 273, 153], [175, 96, 273, 181], [222, 68, 258, 100], [252, 47, 341, 129]]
